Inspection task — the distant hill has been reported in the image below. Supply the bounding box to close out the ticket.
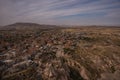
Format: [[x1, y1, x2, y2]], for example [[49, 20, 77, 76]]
[[1, 23, 119, 30], [0, 22, 59, 30]]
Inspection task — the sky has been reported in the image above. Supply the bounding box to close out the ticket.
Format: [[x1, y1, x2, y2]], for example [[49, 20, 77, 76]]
[[0, 0, 120, 26]]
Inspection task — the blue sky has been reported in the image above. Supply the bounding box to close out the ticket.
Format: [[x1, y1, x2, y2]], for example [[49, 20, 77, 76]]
[[0, 0, 120, 26]]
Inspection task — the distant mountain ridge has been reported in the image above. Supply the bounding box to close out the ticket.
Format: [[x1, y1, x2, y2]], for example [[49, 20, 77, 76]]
[[0, 22, 59, 30], [1, 23, 119, 30]]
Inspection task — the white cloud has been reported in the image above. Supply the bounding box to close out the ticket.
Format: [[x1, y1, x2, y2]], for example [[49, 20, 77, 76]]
[[0, 0, 120, 25]]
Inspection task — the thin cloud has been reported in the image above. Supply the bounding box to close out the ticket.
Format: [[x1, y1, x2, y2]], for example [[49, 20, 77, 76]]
[[0, 0, 120, 26]]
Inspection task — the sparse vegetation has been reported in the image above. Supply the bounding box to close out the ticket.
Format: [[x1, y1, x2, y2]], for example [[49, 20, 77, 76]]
[[0, 23, 120, 80]]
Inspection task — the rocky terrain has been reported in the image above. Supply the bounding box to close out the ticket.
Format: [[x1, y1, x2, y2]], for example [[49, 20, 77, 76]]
[[0, 23, 120, 80]]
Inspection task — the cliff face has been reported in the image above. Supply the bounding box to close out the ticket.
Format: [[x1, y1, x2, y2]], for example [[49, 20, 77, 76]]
[[0, 26, 120, 80]]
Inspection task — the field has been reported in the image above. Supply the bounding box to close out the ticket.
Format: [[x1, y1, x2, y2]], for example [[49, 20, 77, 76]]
[[0, 23, 120, 80]]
